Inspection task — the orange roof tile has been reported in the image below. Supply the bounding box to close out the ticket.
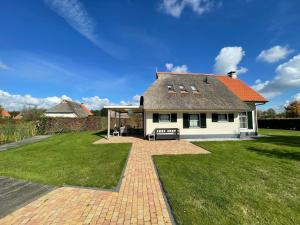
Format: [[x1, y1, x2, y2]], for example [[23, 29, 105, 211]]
[[1, 110, 10, 117], [80, 104, 93, 116], [217, 76, 268, 103]]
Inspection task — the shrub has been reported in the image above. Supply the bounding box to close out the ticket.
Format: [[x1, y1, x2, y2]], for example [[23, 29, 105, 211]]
[[0, 121, 38, 144]]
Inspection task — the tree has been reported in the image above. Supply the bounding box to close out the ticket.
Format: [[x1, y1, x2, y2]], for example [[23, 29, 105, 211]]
[[266, 108, 276, 118], [0, 105, 3, 119], [257, 108, 277, 119], [21, 107, 46, 121], [285, 101, 300, 118]]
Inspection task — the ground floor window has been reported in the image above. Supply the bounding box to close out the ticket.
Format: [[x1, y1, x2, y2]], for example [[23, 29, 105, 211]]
[[218, 114, 228, 122], [159, 114, 170, 122], [239, 112, 248, 128], [189, 114, 199, 128]]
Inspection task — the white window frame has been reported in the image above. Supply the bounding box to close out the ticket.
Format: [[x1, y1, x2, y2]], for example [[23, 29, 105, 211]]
[[217, 114, 228, 122], [239, 112, 248, 129], [159, 114, 171, 123], [189, 114, 200, 128], [167, 85, 175, 92]]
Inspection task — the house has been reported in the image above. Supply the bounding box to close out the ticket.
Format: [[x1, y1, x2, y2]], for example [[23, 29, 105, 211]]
[[44, 100, 93, 118], [13, 113, 23, 120], [0, 109, 10, 119], [104, 72, 267, 139]]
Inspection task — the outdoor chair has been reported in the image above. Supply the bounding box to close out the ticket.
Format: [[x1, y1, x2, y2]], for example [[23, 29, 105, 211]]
[[120, 126, 127, 136]]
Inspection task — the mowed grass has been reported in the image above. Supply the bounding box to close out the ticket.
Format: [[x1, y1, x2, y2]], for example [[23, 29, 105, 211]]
[[154, 129, 300, 225], [0, 132, 131, 189]]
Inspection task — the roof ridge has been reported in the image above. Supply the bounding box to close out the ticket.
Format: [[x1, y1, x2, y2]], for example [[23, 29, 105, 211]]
[[156, 72, 227, 77]]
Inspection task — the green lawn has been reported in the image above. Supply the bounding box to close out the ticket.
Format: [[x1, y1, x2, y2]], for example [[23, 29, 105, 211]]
[[0, 132, 131, 189], [154, 129, 300, 225]]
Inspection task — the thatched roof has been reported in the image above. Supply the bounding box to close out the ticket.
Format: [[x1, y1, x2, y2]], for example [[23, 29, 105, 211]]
[[45, 100, 91, 118], [143, 73, 251, 111]]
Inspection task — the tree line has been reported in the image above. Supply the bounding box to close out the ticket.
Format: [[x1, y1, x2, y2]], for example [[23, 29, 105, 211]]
[[258, 100, 300, 119]]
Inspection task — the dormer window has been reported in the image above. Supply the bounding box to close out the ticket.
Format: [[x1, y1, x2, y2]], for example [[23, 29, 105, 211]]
[[179, 85, 188, 93], [190, 85, 199, 93], [167, 84, 175, 93]]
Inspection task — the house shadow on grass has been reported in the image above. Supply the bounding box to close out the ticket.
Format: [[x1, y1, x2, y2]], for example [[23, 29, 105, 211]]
[[247, 147, 300, 161], [255, 135, 300, 148], [92, 130, 107, 139]]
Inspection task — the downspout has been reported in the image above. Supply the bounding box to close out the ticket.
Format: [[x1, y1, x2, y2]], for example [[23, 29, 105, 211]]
[[255, 103, 265, 135], [107, 109, 110, 139]]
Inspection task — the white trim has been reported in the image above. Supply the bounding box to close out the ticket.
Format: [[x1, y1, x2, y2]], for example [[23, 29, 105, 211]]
[[104, 105, 141, 109]]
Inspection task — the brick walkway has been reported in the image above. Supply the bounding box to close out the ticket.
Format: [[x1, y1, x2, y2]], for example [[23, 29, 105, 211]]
[[0, 137, 208, 225]]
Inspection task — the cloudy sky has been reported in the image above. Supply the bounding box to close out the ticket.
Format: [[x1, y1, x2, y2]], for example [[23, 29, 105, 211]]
[[1, 0, 300, 111]]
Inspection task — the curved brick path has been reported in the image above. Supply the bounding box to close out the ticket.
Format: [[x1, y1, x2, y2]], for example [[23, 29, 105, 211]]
[[0, 137, 208, 225]]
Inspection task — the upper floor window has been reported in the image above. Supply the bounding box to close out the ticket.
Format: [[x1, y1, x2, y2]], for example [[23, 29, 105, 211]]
[[167, 85, 175, 92], [190, 85, 199, 93], [179, 85, 187, 93]]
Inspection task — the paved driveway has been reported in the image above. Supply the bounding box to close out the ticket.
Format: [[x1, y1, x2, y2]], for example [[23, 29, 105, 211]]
[[0, 137, 208, 225]]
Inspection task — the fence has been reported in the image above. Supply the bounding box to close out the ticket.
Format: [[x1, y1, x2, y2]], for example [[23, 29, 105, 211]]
[[258, 118, 300, 130]]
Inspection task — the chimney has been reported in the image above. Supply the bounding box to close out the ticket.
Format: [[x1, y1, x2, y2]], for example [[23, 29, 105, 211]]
[[227, 71, 237, 79]]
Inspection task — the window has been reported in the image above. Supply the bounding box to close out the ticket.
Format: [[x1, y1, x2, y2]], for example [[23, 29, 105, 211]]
[[218, 114, 228, 122], [190, 85, 199, 93], [179, 85, 188, 93], [183, 113, 207, 128], [159, 114, 170, 122], [189, 114, 199, 128], [239, 112, 248, 128], [167, 85, 174, 92], [212, 113, 234, 122]]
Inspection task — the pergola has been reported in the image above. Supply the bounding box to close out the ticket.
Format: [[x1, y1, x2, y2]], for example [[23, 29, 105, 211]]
[[104, 105, 144, 138]]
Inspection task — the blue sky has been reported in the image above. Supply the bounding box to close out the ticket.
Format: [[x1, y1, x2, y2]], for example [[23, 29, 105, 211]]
[[1, 0, 300, 110]]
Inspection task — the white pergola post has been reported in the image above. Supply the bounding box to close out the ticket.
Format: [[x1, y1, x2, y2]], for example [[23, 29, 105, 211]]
[[107, 109, 110, 138]]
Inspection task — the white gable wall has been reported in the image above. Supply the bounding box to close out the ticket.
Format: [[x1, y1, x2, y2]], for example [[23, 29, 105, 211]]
[[145, 111, 240, 139], [145, 107, 257, 139]]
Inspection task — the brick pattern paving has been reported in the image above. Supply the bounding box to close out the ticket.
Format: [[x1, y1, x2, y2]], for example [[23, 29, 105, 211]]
[[0, 137, 208, 225]]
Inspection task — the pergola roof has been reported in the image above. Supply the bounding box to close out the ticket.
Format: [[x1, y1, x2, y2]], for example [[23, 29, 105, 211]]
[[104, 105, 143, 113]]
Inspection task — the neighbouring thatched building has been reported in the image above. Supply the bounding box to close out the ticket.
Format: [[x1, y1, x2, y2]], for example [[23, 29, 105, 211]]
[[44, 100, 93, 118]]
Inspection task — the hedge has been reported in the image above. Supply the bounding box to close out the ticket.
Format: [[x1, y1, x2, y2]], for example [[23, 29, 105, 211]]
[[38, 116, 143, 134], [258, 118, 300, 130], [37, 117, 107, 134]]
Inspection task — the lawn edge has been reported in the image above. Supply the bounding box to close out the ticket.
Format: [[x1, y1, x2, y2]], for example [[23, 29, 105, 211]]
[[152, 155, 177, 225]]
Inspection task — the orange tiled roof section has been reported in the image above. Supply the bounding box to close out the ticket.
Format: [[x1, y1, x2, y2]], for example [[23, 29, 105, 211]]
[[80, 104, 94, 116], [217, 76, 268, 103], [1, 110, 10, 117]]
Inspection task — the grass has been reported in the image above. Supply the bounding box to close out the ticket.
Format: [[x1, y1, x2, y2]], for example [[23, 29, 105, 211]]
[[0, 131, 131, 189], [0, 121, 38, 144], [154, 129, 300, 225]]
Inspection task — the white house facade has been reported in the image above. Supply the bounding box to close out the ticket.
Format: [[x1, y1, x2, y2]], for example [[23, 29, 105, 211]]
[[105, 72, 267, 139]]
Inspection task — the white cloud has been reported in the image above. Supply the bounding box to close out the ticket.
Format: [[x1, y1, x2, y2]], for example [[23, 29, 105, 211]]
[[293, 93, 300, 101], [0, 60, 9, 70], [0, 89, 140, 111], [214, 46, 247, 75], [252, 54, 300, 98], [160, 0, 213, 18], [165, 63, 188, 72], [120, 95, 141, 106], [0, 90, 72, 110], [257, 45, 293, 63], [45, 0, 124, 58], [80, 96, 110, 110], [252, 79, 270, 91]]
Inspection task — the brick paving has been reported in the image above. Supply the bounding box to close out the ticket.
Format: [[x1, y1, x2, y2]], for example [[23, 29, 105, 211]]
[[0, 137, 208, 225]]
